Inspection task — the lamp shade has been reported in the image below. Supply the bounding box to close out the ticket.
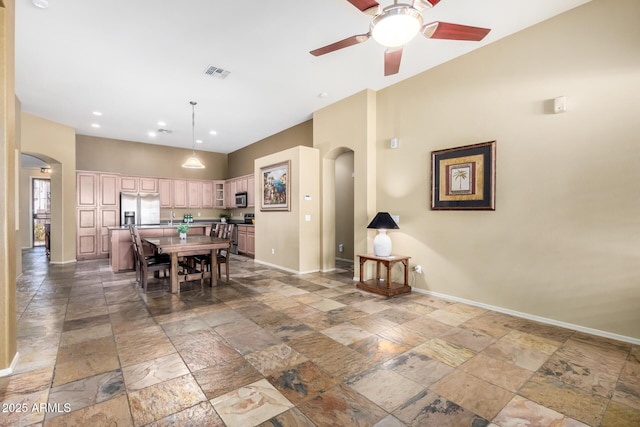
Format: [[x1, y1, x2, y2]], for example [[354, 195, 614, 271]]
[[367, 212, 398, 257], [367, 212, 399, 230]]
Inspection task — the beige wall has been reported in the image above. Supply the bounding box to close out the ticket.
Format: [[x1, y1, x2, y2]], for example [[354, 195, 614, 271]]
[[254, 146, 320, 273], [314, 89, 378, 273], [335, 151, 354, 260], [372, 0, 639, 339], [228, 120, 313, 178], [1, 0, 18, 372], [77, 135, 228, 180], [22, 113, 76, 264]]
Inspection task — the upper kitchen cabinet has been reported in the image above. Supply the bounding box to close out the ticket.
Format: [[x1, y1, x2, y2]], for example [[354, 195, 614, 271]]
[[225, 174, 256, 208], [99, 174, 119, 207], [172, 180, 188, 208], [120, 176, 158, 193], [201, 181, 214, 209], [214, 181, 225, 209], [247, 174, 255, 207], [187, 180, 202, 209], [159, 179, 172, 208], [77, 172, 97, 206]]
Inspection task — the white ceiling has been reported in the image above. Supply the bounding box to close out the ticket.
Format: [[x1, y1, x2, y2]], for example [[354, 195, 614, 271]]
[[15, 0, 590, 154]]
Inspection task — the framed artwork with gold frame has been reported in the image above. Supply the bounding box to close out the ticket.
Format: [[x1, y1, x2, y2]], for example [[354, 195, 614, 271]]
[[260, 161, 290, 211], [431, 141, 496, 210]]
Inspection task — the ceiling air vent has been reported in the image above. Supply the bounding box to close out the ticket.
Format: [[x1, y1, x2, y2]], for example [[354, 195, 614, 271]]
[[204, 65, 231, 79], [157, 129, 172, 134]]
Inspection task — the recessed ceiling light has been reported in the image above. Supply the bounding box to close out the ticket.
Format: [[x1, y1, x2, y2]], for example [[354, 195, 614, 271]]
[[196, 139, 203, 144], [148, 132, 156, 137], [157, 121, 166, 126], [209, 130, 217, 135], [32, 0, 49, 9], [92, 111, 102, 116], [91, 123, 100, 128], [318, 92, 329, 98]]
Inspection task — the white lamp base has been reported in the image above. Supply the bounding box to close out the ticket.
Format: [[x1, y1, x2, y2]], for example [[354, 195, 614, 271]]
[[373, 230, 392, 257]]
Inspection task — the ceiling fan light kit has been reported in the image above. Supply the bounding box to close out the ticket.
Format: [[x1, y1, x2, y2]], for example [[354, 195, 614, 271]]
[[371, 4, 423, 47], [311, 0, 491, 76]]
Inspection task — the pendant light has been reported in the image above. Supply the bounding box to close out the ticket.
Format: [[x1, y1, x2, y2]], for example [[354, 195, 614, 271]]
[[182, 101, 205, 169]]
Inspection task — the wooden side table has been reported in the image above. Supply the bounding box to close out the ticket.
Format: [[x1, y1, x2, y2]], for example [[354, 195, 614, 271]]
[[357, 254, 411, 297]]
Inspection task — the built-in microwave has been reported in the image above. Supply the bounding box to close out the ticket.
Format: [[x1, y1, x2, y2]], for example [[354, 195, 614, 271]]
[[235, 192, 247, 208]]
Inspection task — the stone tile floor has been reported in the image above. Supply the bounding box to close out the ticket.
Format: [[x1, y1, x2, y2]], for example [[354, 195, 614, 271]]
[[1, 247, 639, 426]]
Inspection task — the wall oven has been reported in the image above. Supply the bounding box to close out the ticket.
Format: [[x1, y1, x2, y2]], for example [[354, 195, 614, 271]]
[[235, 192, 247, 208]]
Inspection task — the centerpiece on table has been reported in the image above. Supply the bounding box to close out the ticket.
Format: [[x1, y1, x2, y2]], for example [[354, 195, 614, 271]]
[[177, 223, 189, 239]]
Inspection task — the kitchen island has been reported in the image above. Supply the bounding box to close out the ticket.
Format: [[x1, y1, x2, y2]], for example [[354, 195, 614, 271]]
[[108, 224, 211, 272]]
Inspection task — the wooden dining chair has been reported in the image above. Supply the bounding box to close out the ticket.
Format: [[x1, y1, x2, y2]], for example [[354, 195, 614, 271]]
[[130, 226, 171, 291], [184, 223, 219, 270], [192, 223, 234, 285], [215, 223, 235, 283]]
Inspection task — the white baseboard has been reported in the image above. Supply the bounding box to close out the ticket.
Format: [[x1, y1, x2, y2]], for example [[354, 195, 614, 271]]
[[253, 259, 319, 275], [50, 259, 77, 265], [412, 288, 640, 345], [0, 352, 20, 378]]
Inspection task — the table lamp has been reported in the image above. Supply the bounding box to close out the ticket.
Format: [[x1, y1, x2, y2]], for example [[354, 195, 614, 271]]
[[367, 212, 399, 257]]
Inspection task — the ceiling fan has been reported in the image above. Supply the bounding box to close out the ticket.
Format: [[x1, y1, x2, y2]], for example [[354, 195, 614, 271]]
[[310, 0, 491, 76]]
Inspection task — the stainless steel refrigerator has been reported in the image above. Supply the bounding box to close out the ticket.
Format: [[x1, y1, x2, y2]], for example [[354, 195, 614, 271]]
[[120, 192, 161, 226]]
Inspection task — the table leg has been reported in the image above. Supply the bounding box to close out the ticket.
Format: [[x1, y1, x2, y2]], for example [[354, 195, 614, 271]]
[[171, 253, 179, 294], [210, 249, 218, 287], [402, 259, 409, 286], [386, 261, 392, 289]]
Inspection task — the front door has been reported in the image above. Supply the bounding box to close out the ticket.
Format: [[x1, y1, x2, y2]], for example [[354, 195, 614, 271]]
[[32, 178, 51, 248]]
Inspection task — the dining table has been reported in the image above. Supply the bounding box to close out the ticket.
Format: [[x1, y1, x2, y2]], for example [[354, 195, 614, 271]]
[[142, 235, 231, 294]]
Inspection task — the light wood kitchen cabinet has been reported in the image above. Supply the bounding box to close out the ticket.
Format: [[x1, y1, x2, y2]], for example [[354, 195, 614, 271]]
[[236, 176, 248, 193], [225, 179, 237, 208], [187, 180, 201, 208], [247, 174, 255, 207], [139, 177, 158, 192], [214, 181, 225, 208], [77, 172, 119, 259], [237, 225, 255, 257], [119, 176, 137, 192], [77, 172, 97, 206], [172, 180, 187, 208], [201, 181, 214, 209], [99, 174, 119, 256], [246, 226, 255, 256], [120, 176, 158, 193], [225, 174, 255, 208], [159, 179, 172, 208], [100, 174, 119, 206], [77, 208, 98, 259]]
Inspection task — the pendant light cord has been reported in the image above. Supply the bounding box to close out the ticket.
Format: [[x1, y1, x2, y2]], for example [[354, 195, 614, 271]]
[[191, 101, 197, 155]]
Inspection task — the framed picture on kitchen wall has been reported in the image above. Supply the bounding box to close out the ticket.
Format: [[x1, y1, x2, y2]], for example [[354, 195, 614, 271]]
[[431, 141, 496, 210], [261, 161, 290, 211]]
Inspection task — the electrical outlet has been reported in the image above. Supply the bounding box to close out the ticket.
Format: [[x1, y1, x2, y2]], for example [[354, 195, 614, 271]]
[[271, 248, 275, 255], [414, 265, 422, 274]]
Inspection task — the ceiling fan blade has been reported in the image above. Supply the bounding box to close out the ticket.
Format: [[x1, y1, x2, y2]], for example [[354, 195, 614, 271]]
[[384, 47, 403, 76], [422, 22, 491, 41], [310, 34, 370, 56], [346, 0, 381, 15], [412, 0, 441, 11]]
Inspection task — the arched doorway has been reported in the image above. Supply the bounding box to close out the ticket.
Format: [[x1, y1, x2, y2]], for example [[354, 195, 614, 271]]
[[20, 153, 60, 262]]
